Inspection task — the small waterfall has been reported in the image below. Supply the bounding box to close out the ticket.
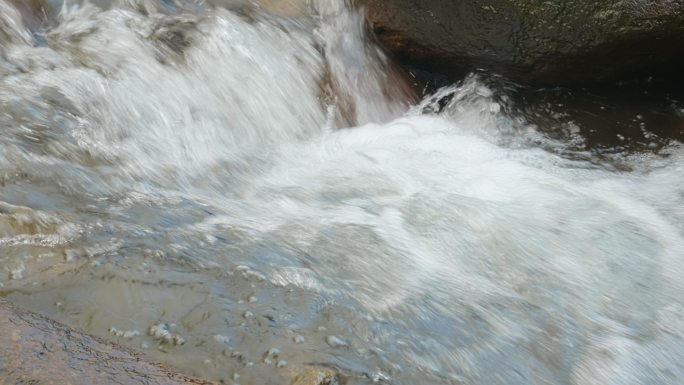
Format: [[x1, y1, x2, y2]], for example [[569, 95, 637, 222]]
[[1, 1, 683, 384]]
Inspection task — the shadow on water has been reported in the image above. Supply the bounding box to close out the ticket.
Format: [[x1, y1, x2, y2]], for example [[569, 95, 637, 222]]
[[513, 75, 684, 153], [406, 65, 684, 155]]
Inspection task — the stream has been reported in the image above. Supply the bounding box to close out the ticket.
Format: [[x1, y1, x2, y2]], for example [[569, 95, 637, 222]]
[[1, 1, 684, 384]]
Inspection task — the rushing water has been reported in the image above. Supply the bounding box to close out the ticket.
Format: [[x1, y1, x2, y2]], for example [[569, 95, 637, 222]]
[[2, 1, 684, 384]]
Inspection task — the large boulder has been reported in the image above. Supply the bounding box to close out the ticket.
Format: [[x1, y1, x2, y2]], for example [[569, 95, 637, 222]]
[[354, 0, 684, 84]]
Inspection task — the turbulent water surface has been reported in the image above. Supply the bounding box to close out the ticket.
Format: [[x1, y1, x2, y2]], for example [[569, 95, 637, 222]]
[[2, 1, 684, 384]]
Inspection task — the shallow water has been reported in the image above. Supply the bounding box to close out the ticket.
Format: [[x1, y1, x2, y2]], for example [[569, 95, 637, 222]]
[[1, 1, 684, 384]]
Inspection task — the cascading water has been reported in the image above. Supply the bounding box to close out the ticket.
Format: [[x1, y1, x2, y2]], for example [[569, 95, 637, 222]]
[[1, 1, 684, 384]]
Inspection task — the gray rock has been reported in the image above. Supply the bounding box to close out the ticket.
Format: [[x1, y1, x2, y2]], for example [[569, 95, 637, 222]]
[[356, 0, 684, 84]]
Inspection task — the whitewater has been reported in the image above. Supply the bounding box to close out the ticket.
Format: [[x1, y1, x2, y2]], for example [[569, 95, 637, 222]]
[[1, 1, 683, 384]]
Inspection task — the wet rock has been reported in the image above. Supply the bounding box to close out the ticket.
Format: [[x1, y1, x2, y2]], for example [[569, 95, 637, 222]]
[[206, 0, 311, 17], [291, 367, 338, 385], [0, 299, 210, 385], [356, 0, 684, 85]]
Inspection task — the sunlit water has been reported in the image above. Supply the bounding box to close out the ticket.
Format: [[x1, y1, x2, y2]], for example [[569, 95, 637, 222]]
[[1, 1, 684, 384]]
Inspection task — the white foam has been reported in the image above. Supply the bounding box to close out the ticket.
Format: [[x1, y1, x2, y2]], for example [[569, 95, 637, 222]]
[[0, 0, 683, 383]]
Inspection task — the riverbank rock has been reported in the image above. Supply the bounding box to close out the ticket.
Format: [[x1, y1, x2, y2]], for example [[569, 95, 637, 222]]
[[355, 0, 684, 85], [0, 299, 211, 385]]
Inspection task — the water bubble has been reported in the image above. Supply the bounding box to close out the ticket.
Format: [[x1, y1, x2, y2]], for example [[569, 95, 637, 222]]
[[326, 335, 349, 348], [123, 330, 141, 339], [9, 264, 25, 280], [172, 335, 186, 346], [149, 323, 184, 346], [213, 334, 230, 344], [372, 372, 391, 382]]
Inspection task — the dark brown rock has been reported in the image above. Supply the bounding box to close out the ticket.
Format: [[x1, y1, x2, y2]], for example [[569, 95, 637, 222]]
[[0, 299, 212, 385], [355, 0, 684, 85]]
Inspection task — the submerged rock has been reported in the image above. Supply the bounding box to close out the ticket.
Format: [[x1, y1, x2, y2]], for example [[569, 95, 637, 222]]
[[356, 0, 684, 84], [0, 299, 210, 385], [291, 367, 338, 385]]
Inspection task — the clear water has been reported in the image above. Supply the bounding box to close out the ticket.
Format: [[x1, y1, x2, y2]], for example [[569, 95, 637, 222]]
[[1, 1, 684, 384]]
